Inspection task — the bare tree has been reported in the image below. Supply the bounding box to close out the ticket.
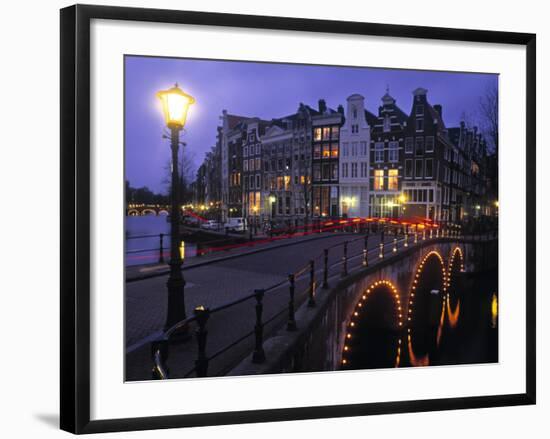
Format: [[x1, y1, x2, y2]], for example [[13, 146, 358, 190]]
[[161, 145, 197, 204], [478, 82, 499, 156]]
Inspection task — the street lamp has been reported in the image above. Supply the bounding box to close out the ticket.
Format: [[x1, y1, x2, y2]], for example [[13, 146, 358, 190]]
[[157, 83, 195, 333]]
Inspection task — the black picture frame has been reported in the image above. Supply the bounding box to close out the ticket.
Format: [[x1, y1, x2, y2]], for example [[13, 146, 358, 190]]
[[60, 4, 536, 434]]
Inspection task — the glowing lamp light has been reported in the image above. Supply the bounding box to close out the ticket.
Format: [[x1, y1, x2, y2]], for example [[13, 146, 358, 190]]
[[269, 195, 276, 203], [157, 83, 195, 129]]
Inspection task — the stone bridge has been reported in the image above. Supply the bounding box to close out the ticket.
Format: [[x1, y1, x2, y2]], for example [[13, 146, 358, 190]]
[[230, 237, 497, 376], [127, 204, 170, 216]]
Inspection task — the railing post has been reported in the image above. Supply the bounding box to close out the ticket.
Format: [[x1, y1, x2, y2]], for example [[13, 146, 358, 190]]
[[414, 226, 418, 244], [392, 237, 398, 253], [194, 306, 210, 377], [158, 233, 165, 263], [252, 289, 266, 363], [323, 248, 329, 289], [436, 227, 440, 238], [287, 274, 297, 331], [363, 235, 369, 267], [308, 260, 316, 307], [404, 228, 409, 247], [341, 242, 348, 277], [422, 229, 426, 241]]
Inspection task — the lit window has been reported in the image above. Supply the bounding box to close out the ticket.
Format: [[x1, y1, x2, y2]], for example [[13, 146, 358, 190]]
[[374, 169, 384, 190], [323, 127, 331, 140], [388, 169, 398, 190], [331, 144, 339, 157], [331, 126, 339, 140], [314, 128, 322, 141], [322, 144, 330, 158]]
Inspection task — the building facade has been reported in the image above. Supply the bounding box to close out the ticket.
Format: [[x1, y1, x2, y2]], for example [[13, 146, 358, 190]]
[[369, 89, 407, 218], [311, 100, 343, 218], [338, 94, 374, 218], [208, 90, 494, 226]]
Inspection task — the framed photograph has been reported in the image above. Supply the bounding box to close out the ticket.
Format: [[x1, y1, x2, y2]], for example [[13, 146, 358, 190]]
[[60, 4, 536, 434]]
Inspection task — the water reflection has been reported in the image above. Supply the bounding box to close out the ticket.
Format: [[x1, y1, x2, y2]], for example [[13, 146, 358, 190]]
[[125, 215, 197, 266], [341, 269, 498, 370]]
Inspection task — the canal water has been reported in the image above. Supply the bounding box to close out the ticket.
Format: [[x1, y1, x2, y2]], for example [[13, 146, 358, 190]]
[[125, 215, 197, 266], [342, 269, 498, 370]]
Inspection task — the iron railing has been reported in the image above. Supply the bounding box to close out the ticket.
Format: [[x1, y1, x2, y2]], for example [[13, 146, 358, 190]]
[[148, 222, 496, 379]]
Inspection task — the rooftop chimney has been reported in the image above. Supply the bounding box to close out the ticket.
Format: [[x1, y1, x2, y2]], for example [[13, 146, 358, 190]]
[[434, 104, 442, 119], [337, 104, 344, 115], [318, 99, 327, 113]]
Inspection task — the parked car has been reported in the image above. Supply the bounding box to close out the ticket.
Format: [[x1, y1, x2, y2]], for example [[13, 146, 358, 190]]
[[224, 217, 247, 232], [201, 220, 220, 231]]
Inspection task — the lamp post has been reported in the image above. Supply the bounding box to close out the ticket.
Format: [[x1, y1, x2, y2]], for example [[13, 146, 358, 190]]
[[157, 83, 195, 333]]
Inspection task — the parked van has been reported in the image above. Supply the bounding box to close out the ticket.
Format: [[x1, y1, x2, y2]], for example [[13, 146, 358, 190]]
[[224, 217, 247, 232]]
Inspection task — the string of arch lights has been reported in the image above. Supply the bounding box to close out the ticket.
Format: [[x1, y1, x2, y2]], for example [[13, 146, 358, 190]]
[[445, 247, 465, 328], [341, 280, 403, 368], [341, 248, 466, 368], [406, 250, 447, 365]]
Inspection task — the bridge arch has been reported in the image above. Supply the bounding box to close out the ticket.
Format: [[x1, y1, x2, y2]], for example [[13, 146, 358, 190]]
[[405, 250, 446, 367], [340, 280, 403, 370], [127, 209, 139, 216], [141, 208, 157, 216], [158, 209, 169, 216], [445, 247, 464, 329]]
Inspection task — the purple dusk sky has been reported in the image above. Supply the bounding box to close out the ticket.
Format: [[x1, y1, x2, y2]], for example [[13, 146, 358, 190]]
[[125, 56, 497, 193]]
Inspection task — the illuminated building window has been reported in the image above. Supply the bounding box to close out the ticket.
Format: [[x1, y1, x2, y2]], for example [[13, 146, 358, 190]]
[[314, 128, 322, 141], [388, 169, 398, 190], [374, 169, 384, 190]]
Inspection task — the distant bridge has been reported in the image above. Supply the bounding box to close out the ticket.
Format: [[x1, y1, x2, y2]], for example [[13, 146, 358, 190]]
[[127, 204, 170, 216]]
